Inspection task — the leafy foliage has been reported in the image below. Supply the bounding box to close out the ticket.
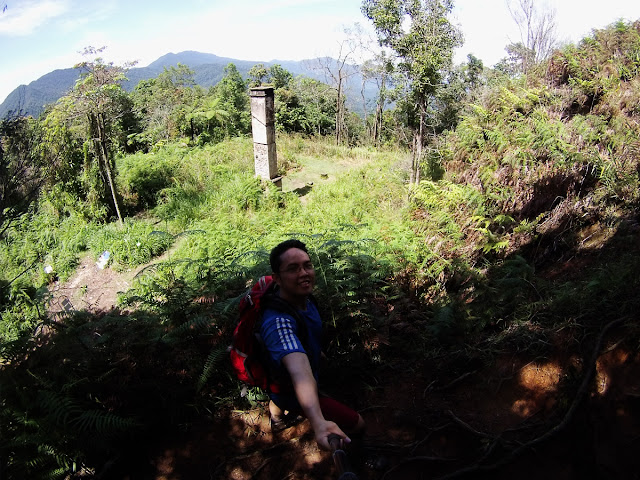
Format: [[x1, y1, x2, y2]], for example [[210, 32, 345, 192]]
[[0, 307, 209, 479], [3, 18, 640, 480], [128, 63, 199, 148], [275, 76, 338, 136], [363, 0, 463, 182], [0, 117, 50, 237], [117, 147, 180, 212]]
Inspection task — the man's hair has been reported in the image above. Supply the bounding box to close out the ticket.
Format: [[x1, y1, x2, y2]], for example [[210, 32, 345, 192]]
[[270, 239, 308, 273]]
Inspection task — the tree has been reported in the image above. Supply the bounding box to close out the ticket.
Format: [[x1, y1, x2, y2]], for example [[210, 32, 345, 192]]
[[267, 64, 336, 136], [308, 42, 359, 144], [210, 64, 250, 139], [274, 77, 336, 136], [269, 64, 293, 89], [0, 117, 48, 237], [52, 47, 135, 224], [361, 52, 394, 145], [248, 63, 269, 87], [340, 21, 394, 145], [186, 96, 230, 144], [362, 0, 462, 184], [506, 0, 558, 74], [130, 64, 198, 148], [495, 42, 535, 76], [463, 53, 484, 91]]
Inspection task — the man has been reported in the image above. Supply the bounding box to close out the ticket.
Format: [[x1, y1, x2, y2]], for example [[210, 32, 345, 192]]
[[260, 239, 366, 450]]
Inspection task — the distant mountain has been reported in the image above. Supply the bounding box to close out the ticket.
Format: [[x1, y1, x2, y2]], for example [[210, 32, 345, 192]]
[[146, 51, 242, 69], [1, 68, 82, 119], [0, 51, 366, 119]]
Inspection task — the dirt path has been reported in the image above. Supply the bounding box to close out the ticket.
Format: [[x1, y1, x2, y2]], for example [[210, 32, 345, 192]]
[[47, 255, 142, 315]]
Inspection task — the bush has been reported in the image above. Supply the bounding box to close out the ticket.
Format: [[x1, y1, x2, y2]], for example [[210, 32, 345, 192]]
[[117, 150, 180, 212]]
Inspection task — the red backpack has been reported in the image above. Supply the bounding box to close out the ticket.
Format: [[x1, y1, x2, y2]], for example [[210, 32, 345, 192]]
[[230, 275, 311, 393], [229, 275, 275, 391], [229, 276, 300, 394]]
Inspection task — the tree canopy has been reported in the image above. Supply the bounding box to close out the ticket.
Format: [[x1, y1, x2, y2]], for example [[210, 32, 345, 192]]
[[362, 0, 462, 183]]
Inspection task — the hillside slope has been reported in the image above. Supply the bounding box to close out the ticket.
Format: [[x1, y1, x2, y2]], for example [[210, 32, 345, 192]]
[[150, 21, 640, 479], [192, 20, 640, 479]]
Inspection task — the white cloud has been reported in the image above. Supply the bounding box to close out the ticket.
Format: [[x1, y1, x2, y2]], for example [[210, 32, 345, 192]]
[[0, 0, 70, 36]]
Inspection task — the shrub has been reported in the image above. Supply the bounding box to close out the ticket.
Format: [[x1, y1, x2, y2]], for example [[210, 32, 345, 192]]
[[117, 150, 180, 212]]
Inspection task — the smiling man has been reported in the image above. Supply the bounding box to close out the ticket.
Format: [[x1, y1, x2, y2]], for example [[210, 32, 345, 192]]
[[259, 239, 365, 450]]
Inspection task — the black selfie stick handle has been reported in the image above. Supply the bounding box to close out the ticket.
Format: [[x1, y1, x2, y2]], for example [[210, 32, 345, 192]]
[[328, 434, 359, 480]]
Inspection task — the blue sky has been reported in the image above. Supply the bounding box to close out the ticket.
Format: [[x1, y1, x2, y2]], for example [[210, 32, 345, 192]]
[[2, 0, 640, 103]]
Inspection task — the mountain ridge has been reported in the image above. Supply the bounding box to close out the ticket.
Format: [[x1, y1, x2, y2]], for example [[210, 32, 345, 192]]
[[0, 51, 354, 119]]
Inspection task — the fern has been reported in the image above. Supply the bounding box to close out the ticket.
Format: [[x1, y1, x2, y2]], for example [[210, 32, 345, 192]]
[[162, 314, 218, 341], [0, 335, 34, 363], [428, 304, 459, 340], [38, 390, 83, 426], [70, 410, 139, 433], [197, 345, 229, 392], [472, 215, 512, 255]]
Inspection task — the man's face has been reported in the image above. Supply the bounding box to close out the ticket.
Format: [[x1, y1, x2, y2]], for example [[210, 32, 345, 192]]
[[274, 248, 315, 299]]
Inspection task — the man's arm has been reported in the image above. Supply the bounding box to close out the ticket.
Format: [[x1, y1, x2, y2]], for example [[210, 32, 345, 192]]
[[282, 352, 350, 450]]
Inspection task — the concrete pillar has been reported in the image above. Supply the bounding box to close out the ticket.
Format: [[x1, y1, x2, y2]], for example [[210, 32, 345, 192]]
[[250, 87, 281, 188]]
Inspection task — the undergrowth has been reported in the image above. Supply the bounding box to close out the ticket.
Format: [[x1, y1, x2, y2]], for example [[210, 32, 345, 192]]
[[3, 20, 640, 480]]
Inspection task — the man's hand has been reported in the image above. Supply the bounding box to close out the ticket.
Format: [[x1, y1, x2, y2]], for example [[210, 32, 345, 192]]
[[312, 419, 351, 450], [282, 352, 350, 449]]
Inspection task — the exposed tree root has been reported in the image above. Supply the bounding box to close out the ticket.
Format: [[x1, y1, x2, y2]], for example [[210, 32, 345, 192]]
[[430, 316, 629, 479]]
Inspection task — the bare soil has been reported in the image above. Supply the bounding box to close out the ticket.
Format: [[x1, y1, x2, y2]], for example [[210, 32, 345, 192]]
[[104, 335, 640, 480], [47, 255, 139, 315]]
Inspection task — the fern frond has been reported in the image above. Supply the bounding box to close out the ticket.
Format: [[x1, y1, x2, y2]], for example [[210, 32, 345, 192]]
[[173, 229, 206, 238], [216, 294, 243, 316], [162, 315, 216, 341], [197, 345, 229, 391], [0, 335, 34, 363], [229, 249, 269, 267], [283, 232, 322, 241], [38, 390, 82, 426], [133, 258, 203, 279], [149, 230, 173, 238], [70, 409, 140, 433]]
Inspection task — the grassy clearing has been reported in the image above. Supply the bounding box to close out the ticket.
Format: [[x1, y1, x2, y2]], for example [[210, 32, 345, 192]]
[[139, 136, 415, 268], [277, 135, 408, 191], [0, 135, 418, 341]]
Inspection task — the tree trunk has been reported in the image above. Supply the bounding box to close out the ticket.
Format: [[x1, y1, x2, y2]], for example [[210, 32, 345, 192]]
[[374, 76, 386, 146], [95, 113, 123, 226], [336, 77, 343, 145], [410, 111, 425, 185], [361, 78, 368, 140], [374, 101, 383, 147]]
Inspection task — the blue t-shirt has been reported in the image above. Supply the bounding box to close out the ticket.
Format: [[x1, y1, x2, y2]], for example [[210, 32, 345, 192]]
[[259, 297, 322, 408]]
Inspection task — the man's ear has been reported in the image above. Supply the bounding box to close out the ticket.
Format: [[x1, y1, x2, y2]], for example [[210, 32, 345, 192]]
[[272, 273, 282, 286]]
